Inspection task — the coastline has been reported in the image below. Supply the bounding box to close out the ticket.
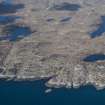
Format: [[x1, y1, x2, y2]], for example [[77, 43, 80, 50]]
[[0, 74, 105, 91], [0, 0, 105, 93]]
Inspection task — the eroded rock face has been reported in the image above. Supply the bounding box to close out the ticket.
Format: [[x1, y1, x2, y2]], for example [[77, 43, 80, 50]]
[[1, 0, 105, 90]]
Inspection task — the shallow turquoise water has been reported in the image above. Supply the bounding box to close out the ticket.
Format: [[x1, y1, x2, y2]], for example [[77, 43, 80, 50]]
[[0, 80, 105, 105]]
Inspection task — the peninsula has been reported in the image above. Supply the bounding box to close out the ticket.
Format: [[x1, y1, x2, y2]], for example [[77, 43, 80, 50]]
[[0, 0, 105, 90]]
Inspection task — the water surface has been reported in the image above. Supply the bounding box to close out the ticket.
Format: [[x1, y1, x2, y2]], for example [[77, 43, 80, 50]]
[[0, 16, 21, 25], [90, 16, 105, 38], [0, 25, 32, 41], [0, 80, 105, 105], [0, 1, 24, 14], [83, 54, 105, 62]]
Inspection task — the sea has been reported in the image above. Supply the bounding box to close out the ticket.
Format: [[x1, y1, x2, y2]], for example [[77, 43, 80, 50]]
[[0, 79, 105, 105]]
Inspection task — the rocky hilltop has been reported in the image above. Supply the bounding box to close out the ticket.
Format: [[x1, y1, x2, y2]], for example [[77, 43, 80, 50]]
[[0, 0, 105, 90]]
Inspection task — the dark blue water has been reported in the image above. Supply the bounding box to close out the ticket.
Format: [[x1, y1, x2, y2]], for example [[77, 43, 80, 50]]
[[0, 80, 105, 105], [0, 16, 21, 25], [90, 16, 105, 38], [50, 2, 81, 11], [0, 25, 32, 41], [0, 1, 24, 14], [83, 54, 105, 62]]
